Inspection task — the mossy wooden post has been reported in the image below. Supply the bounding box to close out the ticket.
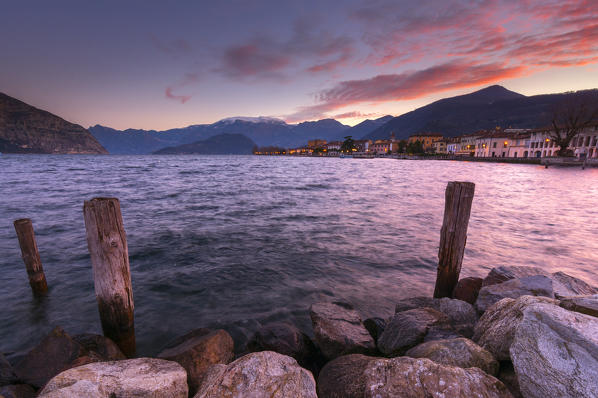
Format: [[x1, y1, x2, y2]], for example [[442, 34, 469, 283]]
[[434, 181, 475, 298], [83, 198, 135, 357], [13, 218, 48, 295]]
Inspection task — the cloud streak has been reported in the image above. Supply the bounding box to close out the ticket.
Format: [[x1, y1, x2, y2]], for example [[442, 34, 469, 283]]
[[287, 60, 526, 121]]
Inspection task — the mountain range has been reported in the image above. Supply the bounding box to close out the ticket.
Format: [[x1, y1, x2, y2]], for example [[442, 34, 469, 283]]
[[0, 93, 106, 154], [2, 85, 597, 154], [89, 116, 393, 154]]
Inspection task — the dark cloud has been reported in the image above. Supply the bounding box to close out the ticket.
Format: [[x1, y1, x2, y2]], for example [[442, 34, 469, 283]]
[[215, 18, 355, 80]]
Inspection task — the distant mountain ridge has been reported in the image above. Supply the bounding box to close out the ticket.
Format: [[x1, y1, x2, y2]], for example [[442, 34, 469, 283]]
[[0, 93, 107, 154], [90, 118, 351, 154], [90, 115, 395, 154], [364, 85, 598, 140], [154, 133, 256, 155]]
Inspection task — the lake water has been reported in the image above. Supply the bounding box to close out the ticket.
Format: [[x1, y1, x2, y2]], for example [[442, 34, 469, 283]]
[[1, 155, 597, 360]]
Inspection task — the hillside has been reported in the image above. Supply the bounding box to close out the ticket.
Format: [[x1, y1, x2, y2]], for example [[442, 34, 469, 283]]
[[364, 86, 598, 140], [0, 93, 107, 154], [153, 133, 256, 155]]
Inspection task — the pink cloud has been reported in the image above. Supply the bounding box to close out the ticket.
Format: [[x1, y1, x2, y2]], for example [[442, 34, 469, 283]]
[[165, 87, 191, 104], [164, 73, 198, 104], [287, 60, 527, 121]]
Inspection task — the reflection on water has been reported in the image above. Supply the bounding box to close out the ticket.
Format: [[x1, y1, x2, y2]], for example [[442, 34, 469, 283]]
[[1, 155, 597, 358]]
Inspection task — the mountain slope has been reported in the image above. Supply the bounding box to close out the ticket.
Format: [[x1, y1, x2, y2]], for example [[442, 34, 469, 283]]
[[0, 93, 107, 154], [153, 133, 256, 154], [364, 85, 597, 140], [341, 115, 393, 139]]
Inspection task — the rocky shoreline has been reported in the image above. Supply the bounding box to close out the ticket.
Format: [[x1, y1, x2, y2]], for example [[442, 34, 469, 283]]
[[1, 265, 597, 397]]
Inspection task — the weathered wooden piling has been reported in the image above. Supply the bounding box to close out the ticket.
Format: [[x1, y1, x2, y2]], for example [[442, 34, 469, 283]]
[[434, 181, 475, 298], [83, 198, 135, 357], [13, 218, 48, 295]]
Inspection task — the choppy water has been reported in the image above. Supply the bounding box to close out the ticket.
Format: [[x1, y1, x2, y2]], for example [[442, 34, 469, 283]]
[[1, 155, 597, 360]]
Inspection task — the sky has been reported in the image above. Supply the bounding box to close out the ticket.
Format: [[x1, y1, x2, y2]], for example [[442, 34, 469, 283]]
[[1, 0, 598, 130]]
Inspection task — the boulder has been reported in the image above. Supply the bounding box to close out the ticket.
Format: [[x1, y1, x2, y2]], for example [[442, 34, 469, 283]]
[[475, 275, 554, 314], [246, 322, 322, 374], [378, 308, 455, 357], [38, 358, 188, 398], [0, 353, 17, 386], [472, 296, 557, 360], [481, 266, 597, 299], [395, 296, 478, 337], [309, 302, 375, 359], [158, 328, 234, 394], [363, 357, 513, 397], [452, 276, 483, 305], [497, 362, 523, 398], [0, 384, 36, 398], [72, 334, 126, 361], [559, 294, 598, 317], [405, 337, 499, 375], [551, 271, 598, 298], [13, 326, 88, 388], [482, 266, 549, 287], [194, 351, 317, 398], [362, 317, 387, 342], [317, 354, 375, 398], [510, 302, 598, 398]]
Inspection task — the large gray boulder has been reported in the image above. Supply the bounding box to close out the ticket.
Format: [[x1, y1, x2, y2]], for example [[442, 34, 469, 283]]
[[552, 271, 598, 298], [194, 351, 317, 398], [482, 266, 549, 287], [405, 337, 499, 375], [317, 354, 376, 398], [378, 308, 456, 357], [473, 296, 557, 360], [13, 326, 88, 388], [0, 353, 17, 386], [510, 302, 598, 398], [559, 294, 598, 317], [395, 296, 478, 337], [481, 266, 597, 299], [158, 328, 234, 394], [475, 275, 554, 314], [38, 358, 188, 398], [317, 355, 512, 398], [363, 357, 512, 397], [309, 302, 375, 359]]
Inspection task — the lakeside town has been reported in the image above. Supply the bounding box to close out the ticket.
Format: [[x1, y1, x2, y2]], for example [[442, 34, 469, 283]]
[[253, 125, 598, 166]]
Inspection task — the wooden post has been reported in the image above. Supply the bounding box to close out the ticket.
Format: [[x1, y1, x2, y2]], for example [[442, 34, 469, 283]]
[[13, 219, 48, 295], [83, 198, 135, 357], [434, 181, 475, 298]]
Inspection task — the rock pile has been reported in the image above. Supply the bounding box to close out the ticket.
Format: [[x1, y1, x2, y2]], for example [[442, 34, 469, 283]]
[[2, 266, 596, 397]]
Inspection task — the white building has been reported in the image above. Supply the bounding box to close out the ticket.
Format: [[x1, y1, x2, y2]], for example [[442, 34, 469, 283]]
[[474, 130, 531, 158], [528, 125, 598, 158]]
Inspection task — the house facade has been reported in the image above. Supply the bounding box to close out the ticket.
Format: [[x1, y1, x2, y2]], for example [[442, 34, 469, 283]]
[[407, 133, 443, 151]]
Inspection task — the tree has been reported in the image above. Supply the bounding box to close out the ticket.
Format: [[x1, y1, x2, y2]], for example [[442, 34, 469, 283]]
[[407, 140, 424, 154], [396, 140, 407, 153], [549, 91, 598, 157], [340, 136, 356, 153]]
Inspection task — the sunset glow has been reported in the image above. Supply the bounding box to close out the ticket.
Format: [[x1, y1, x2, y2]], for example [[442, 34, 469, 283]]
[[1, 0, 597, 129]]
